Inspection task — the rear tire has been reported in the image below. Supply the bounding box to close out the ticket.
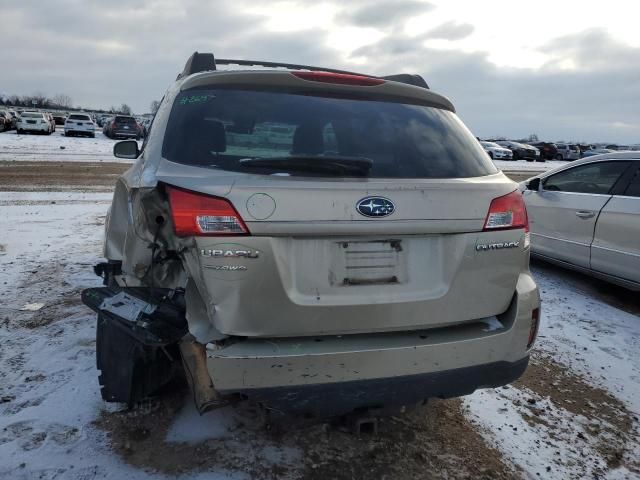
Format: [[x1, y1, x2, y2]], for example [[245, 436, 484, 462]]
[[555, 154, 563, 160]]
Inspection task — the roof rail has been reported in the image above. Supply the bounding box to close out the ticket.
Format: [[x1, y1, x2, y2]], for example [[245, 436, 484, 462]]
[[216, 58, 374, 78], [177, 52, 217, 80], [177, 53, 430, 89]]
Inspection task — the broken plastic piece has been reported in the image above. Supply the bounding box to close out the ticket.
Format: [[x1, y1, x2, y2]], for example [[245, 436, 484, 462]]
[[99, 291, 157, 323]]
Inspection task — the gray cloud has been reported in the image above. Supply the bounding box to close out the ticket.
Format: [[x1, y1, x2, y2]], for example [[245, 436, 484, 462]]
[[347, 29, 640, 143], [1, 3, 639, 143], [423, 21, 474, 40], [341, 0, 434, 28]]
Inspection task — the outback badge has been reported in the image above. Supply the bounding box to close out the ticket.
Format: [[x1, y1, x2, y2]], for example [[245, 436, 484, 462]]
[[356, 196, 395, 218]]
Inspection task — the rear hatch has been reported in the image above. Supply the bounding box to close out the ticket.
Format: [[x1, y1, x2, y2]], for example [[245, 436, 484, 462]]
[[67, 114, 91, 127], [157, 74, 529, 337], [114, 116, 138, 133]]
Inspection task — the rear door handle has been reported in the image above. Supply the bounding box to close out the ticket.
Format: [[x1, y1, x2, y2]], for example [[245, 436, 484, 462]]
[[575, 210, 595, 219]]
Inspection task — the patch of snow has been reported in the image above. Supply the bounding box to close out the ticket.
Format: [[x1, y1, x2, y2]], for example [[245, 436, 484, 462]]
[[464, 263, 640, 478], [493, 159, 566, 173], [0, 191, 263, 480], [165, 400, 239, 444], [0, 130, 136, 163], [19, 303, 44, 311]]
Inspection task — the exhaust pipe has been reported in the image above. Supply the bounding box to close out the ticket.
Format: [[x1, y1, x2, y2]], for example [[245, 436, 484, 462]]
[[179, 335, 227, 414]]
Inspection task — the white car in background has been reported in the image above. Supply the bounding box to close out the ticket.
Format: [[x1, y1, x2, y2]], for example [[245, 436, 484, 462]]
[[65, 113, 96, 138], [16, 111, 52, 135], [554, 144, 581, 161], [480, 141, 513, 160], [522, 152, 640, 290]]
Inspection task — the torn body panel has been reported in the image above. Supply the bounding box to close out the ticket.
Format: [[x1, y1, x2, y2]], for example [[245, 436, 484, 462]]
[[103, 181, 224, 343]]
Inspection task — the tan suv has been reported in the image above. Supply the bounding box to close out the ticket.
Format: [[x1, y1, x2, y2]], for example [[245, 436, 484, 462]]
[[82, 52, 540, 417]]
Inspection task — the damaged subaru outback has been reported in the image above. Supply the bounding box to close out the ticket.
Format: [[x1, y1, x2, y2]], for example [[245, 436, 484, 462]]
[[82, 52, 540, 417]]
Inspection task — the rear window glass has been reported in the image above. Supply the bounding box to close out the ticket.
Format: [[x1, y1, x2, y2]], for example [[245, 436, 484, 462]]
[[162, 88, 497, 178], [115, 116, 136, 123], [69, 114, 90, 120], [21, 112, 42, 119]]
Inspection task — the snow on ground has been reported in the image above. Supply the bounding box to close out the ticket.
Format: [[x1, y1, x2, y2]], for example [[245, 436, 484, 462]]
[[492, 159, 566, 173], [1, 190, 638, 479], [0, 192, 253, 480], [0, 130, 135, 163], [464, 265, 640, 479]]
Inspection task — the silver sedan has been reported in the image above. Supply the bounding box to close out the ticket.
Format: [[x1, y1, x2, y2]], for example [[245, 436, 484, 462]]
[[522, 152, 640, 290]]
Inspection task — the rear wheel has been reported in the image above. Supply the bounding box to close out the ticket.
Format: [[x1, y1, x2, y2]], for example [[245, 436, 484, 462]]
[[555, 154, 563, 160]]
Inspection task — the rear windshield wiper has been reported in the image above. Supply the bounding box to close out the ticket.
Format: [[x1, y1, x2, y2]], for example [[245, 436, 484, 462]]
[[238, 155, 373, 176]]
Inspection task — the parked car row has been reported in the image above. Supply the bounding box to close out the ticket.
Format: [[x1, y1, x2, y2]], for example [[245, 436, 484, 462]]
[[1, 108, 152, 141], [480, 139, 542, 161], [480, 139, 631, 162]]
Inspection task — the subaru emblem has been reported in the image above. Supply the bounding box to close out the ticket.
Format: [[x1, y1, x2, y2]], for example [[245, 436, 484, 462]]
[[356, 196, 395, 218]]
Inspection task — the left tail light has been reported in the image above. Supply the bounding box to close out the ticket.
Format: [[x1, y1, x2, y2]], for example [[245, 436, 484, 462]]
[[167, 185, 249, 237]]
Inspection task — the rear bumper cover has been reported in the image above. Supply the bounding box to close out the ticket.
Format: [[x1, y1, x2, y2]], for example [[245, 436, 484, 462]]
[[113, 129, 138, 138], [225, 357, 529, 417], [208, 272, 539, 415]]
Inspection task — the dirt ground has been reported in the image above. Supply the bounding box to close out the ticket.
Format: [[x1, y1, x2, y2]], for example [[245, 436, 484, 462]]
[[0, 161, 128, 192]]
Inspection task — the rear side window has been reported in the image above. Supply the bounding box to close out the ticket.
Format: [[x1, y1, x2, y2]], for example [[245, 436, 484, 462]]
[[115, 116, 136, 124], [623, 165, 640, 197], [162, 88, 497, 178], [543, 161, 629, 194]]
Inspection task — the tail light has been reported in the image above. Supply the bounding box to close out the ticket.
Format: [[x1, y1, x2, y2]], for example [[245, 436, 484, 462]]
[[167, 185, 249, 237], [527, 308, 540, 349], [111, 121, 116, 128], [292, 71, 385, 86], [483, 190, 529, 232]]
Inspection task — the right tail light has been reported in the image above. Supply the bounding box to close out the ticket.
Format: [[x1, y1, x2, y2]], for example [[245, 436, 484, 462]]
[[483, 189, 529, 232]]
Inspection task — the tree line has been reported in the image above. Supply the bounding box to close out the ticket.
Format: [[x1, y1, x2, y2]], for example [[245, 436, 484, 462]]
[[0, 92, 133, 115]]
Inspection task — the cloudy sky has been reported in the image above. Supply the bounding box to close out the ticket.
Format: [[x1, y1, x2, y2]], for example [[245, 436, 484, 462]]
[[1, 0, 639, 143]]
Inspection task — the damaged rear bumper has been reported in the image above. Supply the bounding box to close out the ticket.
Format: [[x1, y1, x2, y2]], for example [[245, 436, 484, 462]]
[[221, 357, 529, 417]]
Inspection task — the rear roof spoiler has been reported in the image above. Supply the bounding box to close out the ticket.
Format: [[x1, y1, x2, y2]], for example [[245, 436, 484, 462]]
[[380, 74, 429, 89], [177, 52, 429, 89]]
